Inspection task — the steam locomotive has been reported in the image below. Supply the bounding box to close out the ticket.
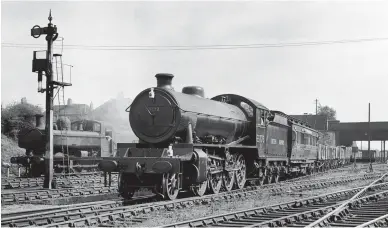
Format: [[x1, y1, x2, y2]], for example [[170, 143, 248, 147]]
[[98, 73, 352, 200], [11, 116, 117, 177]]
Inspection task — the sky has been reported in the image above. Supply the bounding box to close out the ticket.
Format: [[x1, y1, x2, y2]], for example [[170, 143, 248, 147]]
[[1, 1, 388, 148]]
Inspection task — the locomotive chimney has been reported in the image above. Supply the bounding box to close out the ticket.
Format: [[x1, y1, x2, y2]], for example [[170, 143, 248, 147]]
[[155, 73, 174, 90], [35, 114, 44, 129]]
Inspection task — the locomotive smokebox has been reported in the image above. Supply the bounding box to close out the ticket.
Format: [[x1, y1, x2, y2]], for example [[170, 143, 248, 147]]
[[182, 86, 205, 98], [155, 73, 174, 90]]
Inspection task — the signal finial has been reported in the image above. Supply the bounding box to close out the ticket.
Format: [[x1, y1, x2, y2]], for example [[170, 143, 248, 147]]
[[48, 9, 52, 24]]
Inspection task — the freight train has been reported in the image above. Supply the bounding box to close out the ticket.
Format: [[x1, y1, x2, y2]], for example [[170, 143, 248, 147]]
[[350, 150, 388, 163], [11, 116, 117, 177], [98, 73, 353, 200]]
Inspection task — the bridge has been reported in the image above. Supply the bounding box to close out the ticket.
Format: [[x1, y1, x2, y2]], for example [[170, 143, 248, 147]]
[[328, 121, 388, 149]]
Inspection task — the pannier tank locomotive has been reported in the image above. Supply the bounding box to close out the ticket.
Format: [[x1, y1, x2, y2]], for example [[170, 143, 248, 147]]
[[12, 117, 117, 177], [99, 73, 351, 200]]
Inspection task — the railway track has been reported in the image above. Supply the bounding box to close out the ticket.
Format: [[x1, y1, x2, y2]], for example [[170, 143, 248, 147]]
[[1, 162, 384, 190], [0, 164, 356, 205], [2, 172, 382, 227], [0, 166, 376, 205], [1, 173, 118, 189], [1, 172, 102, 183], [5, 175, 117, 189], [162, 180, 388, 227], [1, 186, 118, 205]]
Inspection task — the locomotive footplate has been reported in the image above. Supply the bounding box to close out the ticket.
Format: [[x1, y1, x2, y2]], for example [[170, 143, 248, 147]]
[[99, 156, 182, 175], [119, 157, 181, 175]]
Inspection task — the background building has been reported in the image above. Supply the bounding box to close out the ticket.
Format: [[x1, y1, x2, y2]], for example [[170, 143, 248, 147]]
[[53, 98, 93, 122]]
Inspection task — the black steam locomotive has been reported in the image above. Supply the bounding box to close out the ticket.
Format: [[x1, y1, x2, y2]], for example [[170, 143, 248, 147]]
[[11, 116, 117, 177], [99, 73, 351, 200]]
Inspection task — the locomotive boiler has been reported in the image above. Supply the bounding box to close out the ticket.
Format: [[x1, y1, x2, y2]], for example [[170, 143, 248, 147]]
[[99, 73, 352, 200], [129, 73, 250, 145]]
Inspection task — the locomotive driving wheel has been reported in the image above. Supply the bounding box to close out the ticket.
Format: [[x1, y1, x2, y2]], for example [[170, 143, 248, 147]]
[[257, 165, 266, 185], [271, 166, 279, 183], [192, 180, 208, 197], [163, 173, 179, 200], [271, 173, 279, 183], [234, 154, 246, 189], [222, 170, 235, 192], [208, 172, 222, 194], [257, 177, 265, 185]]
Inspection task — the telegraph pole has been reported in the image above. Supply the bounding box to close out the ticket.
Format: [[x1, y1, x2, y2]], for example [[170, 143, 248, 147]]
[[368, 103, 373, 172], [31, 10, 59, 188], [315, 99, 318, 115]]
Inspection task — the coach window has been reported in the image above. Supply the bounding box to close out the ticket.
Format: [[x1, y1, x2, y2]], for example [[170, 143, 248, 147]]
[[305, 135, 310, 145], [297, 132, 303, 144]]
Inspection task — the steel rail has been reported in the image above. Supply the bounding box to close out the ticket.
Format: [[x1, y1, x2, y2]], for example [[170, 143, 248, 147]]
[[162, 182, 388, 228], [306, 171, 388, 228], [1, 186, 118, 205], [2, 174, 118, 189], [1, 195, 158, 227], [355, 214, 388, 228], [242, 189, 388, 228], [1, 200, 118, 219]]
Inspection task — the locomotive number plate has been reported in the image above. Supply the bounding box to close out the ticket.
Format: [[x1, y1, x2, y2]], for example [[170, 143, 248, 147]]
[[148, 106, 160, 112], [256, 135, 265, 143]]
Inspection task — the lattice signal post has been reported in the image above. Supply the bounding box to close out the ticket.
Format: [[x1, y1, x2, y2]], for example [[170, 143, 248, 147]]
[[31, 11, 71, 188]]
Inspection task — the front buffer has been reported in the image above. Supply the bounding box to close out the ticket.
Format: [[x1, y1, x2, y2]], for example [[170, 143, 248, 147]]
[[98, 143, 208, 200]]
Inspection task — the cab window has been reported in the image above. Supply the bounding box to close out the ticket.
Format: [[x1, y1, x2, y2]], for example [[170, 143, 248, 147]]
[[240, 102, 253, 117], [93, 123, 101, 133], [256, 109, 262, 125]]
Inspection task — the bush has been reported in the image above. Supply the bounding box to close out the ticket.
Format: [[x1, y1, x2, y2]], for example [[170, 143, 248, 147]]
[[56, 116, 71, 130], [1, 134, 25, 176], [1, 101, 43, 139]]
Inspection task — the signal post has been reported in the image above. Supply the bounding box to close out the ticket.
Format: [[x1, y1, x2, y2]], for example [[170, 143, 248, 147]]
[[31, 11, 61, 188]]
